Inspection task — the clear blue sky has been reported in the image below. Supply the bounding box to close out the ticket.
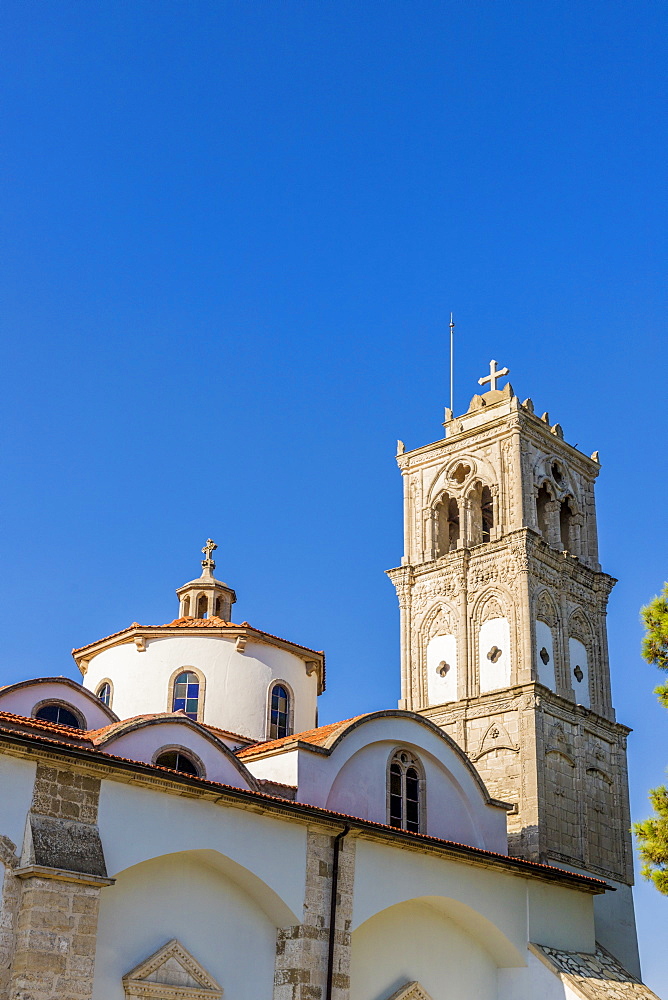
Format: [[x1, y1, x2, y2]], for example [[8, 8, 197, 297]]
[[1, 0, 666, 990]]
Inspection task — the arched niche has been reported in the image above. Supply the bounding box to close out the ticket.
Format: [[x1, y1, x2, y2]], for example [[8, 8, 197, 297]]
[[585, 767, 616, 870], [426, 633, 457, 705], [474, 594, 512, 694], [350, 894, 524, 1000], [569, 638, 590, 708], [94, 849, 295, 1000], [568, 610, 593, 709], [534, 590, 559, 692]]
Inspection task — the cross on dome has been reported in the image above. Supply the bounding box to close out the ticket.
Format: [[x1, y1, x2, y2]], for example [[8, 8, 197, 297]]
[[201, 538, 217, 569], [202, 538, 217, 560], [478, 359, 510, 393]]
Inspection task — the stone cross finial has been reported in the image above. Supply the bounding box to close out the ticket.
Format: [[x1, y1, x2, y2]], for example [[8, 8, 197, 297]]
[[478, 359, 510, 393], [201, 538, 217, 566]]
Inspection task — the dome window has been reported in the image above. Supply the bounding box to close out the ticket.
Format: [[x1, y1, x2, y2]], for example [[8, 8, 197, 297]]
[[34, 703, 83, 729], [155, 749, 201, 776], [171, 671, 201, 721], [96, 681, 112, 708], [268, 683, 291, 740]]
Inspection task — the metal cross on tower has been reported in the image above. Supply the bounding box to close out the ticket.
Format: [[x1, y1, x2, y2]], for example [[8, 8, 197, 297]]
[[478, 359, 510, 393]]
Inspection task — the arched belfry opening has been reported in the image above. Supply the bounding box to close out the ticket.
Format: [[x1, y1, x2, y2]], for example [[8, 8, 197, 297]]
[[481, 485, 494, 542], [536, 483, 552, 542], [560, 496, 575, 552], [447, 497, 460, 550], [434, 494, 459, 557], [466, 481, 495, 546]]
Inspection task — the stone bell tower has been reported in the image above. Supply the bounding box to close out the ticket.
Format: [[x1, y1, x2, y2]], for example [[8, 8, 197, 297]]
[[387, 362, 639, 973]]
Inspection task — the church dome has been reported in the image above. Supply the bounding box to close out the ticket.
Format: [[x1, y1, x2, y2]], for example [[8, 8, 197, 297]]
[[75, 541, 324, 743]]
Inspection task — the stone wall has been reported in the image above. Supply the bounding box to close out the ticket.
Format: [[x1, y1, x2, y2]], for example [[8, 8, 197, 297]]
[[0, 836, 21, 997], [424, 684, 632, 881], [5, 760, 111, 1000], [273, 828, 356, 1000]]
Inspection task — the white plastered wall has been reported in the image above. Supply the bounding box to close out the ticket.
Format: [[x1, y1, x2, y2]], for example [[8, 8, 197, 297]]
[[0, 681, 114, 730], [0, 754, 36, 850], [498, 950, 579, 1000], [97, 778, 305, 923], [479, 617, 511, 693], [100, 721, 254, 787], [351, 839, 596, 956], [92, 851, 277, 1000], [535, 621, 556, 691], [83, 635, 318, 740], [350, 898, 498, 1000], [426, 634, 457, 705], [243, 716, 509, 853]]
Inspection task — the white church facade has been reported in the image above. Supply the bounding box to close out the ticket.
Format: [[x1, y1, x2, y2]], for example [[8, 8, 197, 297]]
[[0, 370, 660, 1000]]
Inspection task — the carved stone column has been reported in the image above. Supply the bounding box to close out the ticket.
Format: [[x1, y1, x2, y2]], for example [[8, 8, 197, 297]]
[[459, 497, 473, 548], [570, 513, 584, 559], [545, 500, 561, 550]]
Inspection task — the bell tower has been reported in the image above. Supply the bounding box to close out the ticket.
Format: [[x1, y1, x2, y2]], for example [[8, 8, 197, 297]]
[[387, 364, 639, 973]]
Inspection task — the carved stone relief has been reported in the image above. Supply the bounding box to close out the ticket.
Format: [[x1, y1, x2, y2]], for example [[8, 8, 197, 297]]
[[472, 720, 520, 761]]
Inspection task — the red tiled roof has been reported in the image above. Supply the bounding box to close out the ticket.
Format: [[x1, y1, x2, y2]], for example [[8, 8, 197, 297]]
[[204, 722, 255, 746], [162, 616, 235, 628], [0, 709, 252, 750], [86, 715, 161, 744], [238, 715, 367, 757], [72, 617, 324, 659], [0, 710, 94, 742], [0, 716, 610, 895]]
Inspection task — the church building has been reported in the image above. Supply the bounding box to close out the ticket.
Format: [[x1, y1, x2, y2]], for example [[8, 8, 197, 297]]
[[0, 367, 660, 1000]]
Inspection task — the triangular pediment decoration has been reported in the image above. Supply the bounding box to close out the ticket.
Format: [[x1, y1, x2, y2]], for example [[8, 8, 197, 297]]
[[123, 939, 222, 999], [472, 720, 519, 761], [546, 722, 575, 762], [385, 982, 434, 1000]]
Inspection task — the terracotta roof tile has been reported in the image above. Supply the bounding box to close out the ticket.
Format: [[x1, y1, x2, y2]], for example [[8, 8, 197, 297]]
[[0, 718, 609, 894], [162, 616, 235, 627], [0, 710, 94, 742], [238, 715, 367, 757], [203, 722, 255, 745], [73, 618, 324, 660]]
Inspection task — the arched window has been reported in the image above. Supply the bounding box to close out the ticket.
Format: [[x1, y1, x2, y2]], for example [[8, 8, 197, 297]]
[[155, 749, 200, 776], [96, 681, 112, 708], [34, 703, 82, 729], [172, 671, 201, 720], [388, 750, 423, 833], [197, 594, 208, 619], [269, 683, 291, 740], [181, 596, 191, 617]]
